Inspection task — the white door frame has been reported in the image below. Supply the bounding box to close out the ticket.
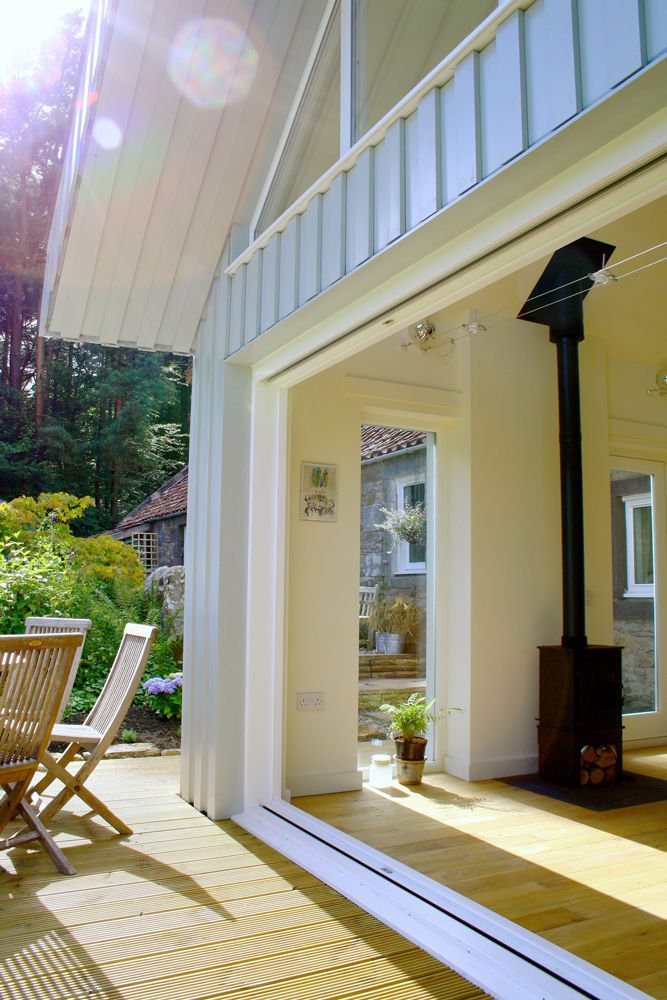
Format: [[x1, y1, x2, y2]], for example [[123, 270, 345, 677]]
[[609, 454, 667, 745]]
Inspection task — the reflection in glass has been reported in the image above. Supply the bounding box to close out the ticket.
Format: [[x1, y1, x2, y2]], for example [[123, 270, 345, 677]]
[[610, 470, 656, 714], [352, 0, 496, 142]]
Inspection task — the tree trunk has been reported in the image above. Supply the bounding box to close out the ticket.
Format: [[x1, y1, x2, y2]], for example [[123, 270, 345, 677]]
[[8, 170, 27, 394]]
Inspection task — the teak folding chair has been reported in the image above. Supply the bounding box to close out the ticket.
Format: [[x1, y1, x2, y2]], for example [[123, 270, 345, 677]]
[[31, 623, 157, 836], [0, 632, 84, 874], [25, 616, 92, 723]]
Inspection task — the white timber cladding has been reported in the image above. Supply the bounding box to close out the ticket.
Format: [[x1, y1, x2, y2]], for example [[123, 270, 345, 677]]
[[226, 0, 666, 359], [181, 240, 253, 818]]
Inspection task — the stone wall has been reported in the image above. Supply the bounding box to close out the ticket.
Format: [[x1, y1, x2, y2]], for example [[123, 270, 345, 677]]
[[614, 618, 655, 714], [154, 516, 186, 567], [360, 446, 427, 656]]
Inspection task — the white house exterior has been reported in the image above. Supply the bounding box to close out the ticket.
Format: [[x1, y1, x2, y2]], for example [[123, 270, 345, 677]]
[[41, 2, 667, 992]]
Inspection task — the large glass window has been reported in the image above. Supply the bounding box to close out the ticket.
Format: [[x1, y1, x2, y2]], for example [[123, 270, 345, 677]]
[[351, 0, 496, 143], [610, 471, 656, 714], [255, 6, 340, 233]]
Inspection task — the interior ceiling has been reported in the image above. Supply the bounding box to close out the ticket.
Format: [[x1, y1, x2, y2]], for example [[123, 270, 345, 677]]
[[425, 194, 667, 368]]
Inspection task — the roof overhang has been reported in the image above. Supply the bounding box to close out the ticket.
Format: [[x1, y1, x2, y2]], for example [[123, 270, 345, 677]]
[[41, 0, 326, 354]]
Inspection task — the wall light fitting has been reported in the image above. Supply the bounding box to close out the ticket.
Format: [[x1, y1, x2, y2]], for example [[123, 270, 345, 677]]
[[648, 368, 667, 397]]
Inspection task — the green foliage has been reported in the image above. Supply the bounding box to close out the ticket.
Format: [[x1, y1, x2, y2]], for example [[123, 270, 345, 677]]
[[379, 693, 440, 740], [71, 535, 144, 591], [0, 492, 182, 717], [0, 527, 74, 632], [68, 578, 181, 716], [121, 729, 138, 744]]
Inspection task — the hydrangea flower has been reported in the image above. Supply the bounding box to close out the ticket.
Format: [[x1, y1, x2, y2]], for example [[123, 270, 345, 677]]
[[142, 671, 183, 718]]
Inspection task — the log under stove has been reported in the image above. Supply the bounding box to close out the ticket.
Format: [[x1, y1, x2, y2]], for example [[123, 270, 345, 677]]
[[518, 238, 623, 788]]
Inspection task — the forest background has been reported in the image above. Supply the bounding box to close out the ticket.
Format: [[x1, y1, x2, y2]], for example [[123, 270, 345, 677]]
[[0, 10, 190, 723], [0, 11, 191, 535]]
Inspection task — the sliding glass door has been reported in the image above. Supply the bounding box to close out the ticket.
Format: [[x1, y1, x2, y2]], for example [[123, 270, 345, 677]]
[[610, 458, 667, 742]]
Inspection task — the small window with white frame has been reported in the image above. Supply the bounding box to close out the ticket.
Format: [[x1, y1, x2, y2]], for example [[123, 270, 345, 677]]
[[622, 492, 654, 597], [395, 478, 426, 574]]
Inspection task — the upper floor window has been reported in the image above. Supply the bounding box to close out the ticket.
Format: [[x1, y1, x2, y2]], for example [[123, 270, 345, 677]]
[[255, 4, 340, 234], [351, 0, 496, 144], [623, 492, 654, 597], [395, 478, 426, 574]]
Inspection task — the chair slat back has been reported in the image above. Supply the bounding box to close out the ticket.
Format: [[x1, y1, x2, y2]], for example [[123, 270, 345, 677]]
[[25, 617, 92, 722], [0, 633, 83, 769], [86, 624, 157, 742], [359, 585, 378, 620]]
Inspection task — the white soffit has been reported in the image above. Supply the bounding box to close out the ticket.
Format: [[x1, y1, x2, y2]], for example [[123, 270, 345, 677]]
[[45, 0, 324, 354]]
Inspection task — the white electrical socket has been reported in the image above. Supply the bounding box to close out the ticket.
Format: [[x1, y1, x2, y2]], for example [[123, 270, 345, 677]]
[[297, 691, 324, 711]]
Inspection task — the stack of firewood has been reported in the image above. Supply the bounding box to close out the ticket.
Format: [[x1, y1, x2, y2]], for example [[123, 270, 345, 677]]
[[580, 744, 618, 785]]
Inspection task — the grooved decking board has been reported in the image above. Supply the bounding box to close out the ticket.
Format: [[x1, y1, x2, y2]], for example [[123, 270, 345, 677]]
[[1, 759, 490, 1000], [296, 746, 667, 998]]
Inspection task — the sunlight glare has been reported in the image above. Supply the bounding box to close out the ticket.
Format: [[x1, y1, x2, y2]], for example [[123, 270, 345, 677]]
[[0, 0, 89, 80], [167, 18, 258, 108]]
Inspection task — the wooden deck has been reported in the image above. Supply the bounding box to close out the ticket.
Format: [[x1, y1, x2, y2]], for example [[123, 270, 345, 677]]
[[0, 757, 490, 1000], [295, 746, 667, 1000]]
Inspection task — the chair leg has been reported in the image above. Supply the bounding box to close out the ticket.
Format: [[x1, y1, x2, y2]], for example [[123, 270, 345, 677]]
[[13, 798, 76, 875], [31, 743, 79, 796], [37, 752, 132, 835], [0, 780, 30, 835]]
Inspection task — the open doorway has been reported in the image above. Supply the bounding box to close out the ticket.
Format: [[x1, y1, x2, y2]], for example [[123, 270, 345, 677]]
[[357, 424, 434, 770]]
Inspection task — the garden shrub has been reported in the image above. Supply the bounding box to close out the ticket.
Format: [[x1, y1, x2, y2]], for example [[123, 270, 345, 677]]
[[0, 492, 182, 717]]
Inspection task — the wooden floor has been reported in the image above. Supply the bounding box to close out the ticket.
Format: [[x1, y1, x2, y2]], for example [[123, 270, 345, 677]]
[[296, 746, 667, 1000], [0, 757, 490, 1000]]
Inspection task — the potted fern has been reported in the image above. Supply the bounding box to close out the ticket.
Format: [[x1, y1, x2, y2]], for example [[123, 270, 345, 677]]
[[379, 692, 439, 785]]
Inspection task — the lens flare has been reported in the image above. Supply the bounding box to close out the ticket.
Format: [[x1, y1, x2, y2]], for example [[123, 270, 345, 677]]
[[92, 117, 122, 150], [75, 90, 99, 111], [167, 18, 258, 108]]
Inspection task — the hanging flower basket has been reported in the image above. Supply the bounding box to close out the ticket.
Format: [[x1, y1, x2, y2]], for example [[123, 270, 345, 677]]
[[374, 504, 426, 549]]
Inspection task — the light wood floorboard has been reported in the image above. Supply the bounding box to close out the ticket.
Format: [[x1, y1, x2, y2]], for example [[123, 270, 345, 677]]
[[295, 746, 667, 999], [1, 757, 489, 1000]]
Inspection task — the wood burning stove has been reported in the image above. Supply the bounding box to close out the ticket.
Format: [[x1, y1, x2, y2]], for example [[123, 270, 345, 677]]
[[519, 238, 624, 787]]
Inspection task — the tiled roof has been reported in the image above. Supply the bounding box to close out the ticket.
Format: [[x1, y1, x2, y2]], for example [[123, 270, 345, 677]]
[[361, 425, 426, 461], [115, 467, 188, 531], [115, 429, 424, 530]]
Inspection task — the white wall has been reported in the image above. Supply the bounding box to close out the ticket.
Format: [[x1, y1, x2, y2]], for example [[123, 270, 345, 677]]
[[284, 317, 581, 788], [285, 368, 362, 796], [464, 322, 562, 779]]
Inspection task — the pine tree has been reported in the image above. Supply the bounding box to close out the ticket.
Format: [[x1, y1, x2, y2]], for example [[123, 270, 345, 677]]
[[0, 14, 191, 526]]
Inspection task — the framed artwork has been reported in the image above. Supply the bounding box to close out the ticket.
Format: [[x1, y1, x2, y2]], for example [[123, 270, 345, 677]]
[[300, 462, 338, 522]]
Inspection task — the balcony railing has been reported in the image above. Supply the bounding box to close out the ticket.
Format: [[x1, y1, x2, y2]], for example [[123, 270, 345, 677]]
[[224, 0, 666, 358]]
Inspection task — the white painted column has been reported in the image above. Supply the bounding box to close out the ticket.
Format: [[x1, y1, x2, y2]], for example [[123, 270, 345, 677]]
[[244, 379, 288, 807], [180, 276, 252, 819]]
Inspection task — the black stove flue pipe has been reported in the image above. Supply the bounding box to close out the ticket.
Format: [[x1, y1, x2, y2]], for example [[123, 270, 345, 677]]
[[518, 237, 615, 648]]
